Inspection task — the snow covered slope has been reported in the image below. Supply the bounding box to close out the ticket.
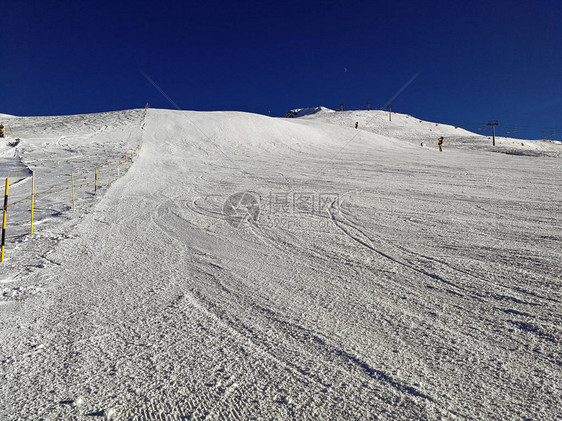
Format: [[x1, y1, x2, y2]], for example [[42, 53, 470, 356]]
[[303, 109, 562, 157], [0, 110, 145, 278], [0, 108, 561, 419]]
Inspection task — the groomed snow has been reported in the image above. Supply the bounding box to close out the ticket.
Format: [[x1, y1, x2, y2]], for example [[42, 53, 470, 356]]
[[0, 108, 560, 419]]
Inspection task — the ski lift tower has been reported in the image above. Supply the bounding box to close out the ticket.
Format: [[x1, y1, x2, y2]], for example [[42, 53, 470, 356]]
[[488, 120, 499, 146]]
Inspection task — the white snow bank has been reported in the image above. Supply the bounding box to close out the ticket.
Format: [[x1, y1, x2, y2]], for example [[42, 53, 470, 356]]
[[284, 106, 335, 118]]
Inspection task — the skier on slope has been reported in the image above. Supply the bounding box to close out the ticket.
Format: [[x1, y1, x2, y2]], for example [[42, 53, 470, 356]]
[[438, 136, 444, 152], [0, 124, 4, 138]]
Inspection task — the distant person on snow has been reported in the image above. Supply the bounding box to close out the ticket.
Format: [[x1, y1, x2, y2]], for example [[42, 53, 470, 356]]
[[438, 137, 444, 152], [420, 142, 423, 147], [355, 122, 359, 129], [0, 124, 4, 138]]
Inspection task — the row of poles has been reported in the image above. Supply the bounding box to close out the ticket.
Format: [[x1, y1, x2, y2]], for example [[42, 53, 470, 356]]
[[1, 152, 137, 263], [1, 104, 149, 263]]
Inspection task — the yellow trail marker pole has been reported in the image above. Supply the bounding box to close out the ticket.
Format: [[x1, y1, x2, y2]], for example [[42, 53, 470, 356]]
[[72, 173, 75, 211], [31, 171, 35, 235], [94, 168, 98, 199], [1, 178, 9, 263]]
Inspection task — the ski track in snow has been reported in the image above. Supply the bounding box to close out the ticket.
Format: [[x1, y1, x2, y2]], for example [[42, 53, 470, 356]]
[[0, 108, 561, 420]]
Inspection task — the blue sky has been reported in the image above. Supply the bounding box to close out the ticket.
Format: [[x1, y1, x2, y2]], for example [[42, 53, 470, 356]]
[[1, 0, 560, 140]]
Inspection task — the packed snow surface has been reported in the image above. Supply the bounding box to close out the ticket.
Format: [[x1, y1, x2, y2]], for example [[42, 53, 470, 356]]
[[0, 108, 561, 419]]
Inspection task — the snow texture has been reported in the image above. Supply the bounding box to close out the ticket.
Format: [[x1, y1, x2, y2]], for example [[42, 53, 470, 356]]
[[0, 108, 561, 420]]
